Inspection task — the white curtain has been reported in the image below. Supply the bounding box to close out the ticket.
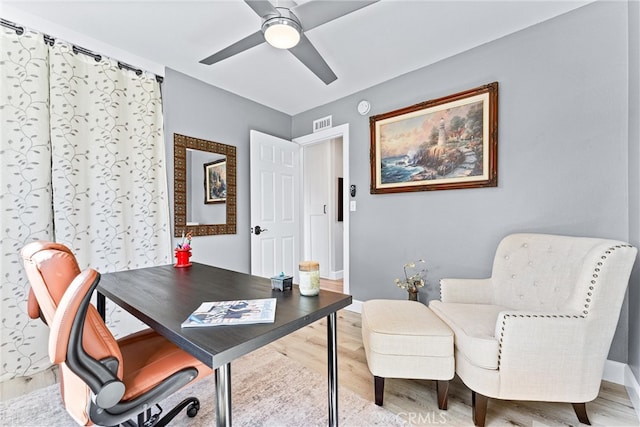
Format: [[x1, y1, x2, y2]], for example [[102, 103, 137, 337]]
[[48, 42, 171, 272], [0, 25, 172, 382], [0, 27, 53, 381]]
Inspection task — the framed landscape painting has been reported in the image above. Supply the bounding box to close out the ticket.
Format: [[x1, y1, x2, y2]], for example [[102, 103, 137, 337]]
[[370, 82, 498, 194], [204, 159, 227, 204]]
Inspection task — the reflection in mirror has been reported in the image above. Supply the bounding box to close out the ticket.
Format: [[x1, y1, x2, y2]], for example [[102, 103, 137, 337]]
[[187, 149, 225, 225], [174, 134, 236, 237]]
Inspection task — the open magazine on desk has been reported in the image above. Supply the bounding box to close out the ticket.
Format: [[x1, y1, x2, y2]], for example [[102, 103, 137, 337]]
[[181, 298, 276, 327]]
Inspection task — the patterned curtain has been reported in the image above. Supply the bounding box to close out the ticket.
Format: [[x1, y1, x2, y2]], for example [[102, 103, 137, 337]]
[[0, 27, 53, 381], [48, 41, 172, 336], [48, 42, 172, 269], [0, 25, 172, 381]]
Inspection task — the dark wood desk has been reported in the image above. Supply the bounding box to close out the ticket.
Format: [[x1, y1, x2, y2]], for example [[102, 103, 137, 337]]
[[97, 262, 352, 427]]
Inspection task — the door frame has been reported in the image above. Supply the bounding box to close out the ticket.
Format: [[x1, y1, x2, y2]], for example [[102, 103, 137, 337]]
[[293, 124, 350, 295]]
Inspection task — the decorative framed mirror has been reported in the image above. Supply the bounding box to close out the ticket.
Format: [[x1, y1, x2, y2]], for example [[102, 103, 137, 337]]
[[174, 133, 236, 236]]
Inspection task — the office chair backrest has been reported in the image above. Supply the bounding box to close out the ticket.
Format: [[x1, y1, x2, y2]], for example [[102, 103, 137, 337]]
[[22, 241, 81, 324], [21, 241, 124, 425], [21, 241, 122, 369], [47, 266, 201, 426], [50, 269, 127, 409]]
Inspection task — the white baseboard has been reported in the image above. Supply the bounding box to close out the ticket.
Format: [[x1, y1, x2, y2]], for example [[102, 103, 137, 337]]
[[328, 270, 343, 281], [345, 299, 362, 313], [603, 359, 627, 385], [0, 365, 58, 402], [626, 365, 640, 422]]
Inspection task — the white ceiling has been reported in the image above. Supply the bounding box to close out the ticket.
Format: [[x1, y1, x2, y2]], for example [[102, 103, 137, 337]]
[[1, 0, 591, 115]]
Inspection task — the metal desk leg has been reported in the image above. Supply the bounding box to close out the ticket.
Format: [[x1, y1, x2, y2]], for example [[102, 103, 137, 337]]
[[215, 363, 232, 427], [327, 312, 338, 427]]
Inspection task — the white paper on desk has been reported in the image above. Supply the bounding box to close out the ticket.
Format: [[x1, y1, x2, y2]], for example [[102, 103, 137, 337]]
[[181, 298, 276, 327]]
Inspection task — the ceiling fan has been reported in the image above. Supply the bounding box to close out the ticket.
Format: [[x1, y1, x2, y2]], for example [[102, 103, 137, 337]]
[[199, 0, 379, 85]]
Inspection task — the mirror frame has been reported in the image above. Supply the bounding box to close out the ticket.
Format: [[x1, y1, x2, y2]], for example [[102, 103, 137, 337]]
[[174, 133, 236, 237]]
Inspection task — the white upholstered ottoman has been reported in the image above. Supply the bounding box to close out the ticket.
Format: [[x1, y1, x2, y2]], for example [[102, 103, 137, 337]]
[[361, 299, 454, 409]]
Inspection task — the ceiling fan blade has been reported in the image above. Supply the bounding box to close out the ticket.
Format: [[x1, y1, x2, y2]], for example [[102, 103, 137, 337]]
[[292, 0, 379, 31], [199, 31, 265, 65], [245, 0, 279, 18], [289, 33, 337, 85]]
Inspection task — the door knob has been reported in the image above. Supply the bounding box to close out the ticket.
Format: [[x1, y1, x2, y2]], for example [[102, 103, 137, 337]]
[[253, 225, 268, 235]]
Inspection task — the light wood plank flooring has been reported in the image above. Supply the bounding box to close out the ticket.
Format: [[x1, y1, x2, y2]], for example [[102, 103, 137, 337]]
[[269, 309, 639, 426], [4, 303, 638, 426], [320, 277, 343, 293]]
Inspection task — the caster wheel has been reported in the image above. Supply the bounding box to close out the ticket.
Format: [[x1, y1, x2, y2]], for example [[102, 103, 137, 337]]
[[186, 401, 199, 418]]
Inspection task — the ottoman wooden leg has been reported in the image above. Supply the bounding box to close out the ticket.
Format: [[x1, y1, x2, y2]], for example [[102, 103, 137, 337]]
[[374, 376, 385, 406], [436, 380, 449, 410]]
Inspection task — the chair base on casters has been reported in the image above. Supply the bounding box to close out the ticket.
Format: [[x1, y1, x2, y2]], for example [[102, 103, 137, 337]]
[[122, 397, 200, 427]]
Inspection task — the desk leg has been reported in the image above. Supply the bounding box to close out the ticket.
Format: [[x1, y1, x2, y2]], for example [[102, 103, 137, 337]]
[[327, 312, 338, 427], [215, 363, 232, 427], [97, 292, 106, 321]]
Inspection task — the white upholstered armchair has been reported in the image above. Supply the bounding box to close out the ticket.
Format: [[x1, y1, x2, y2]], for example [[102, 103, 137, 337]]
[[429, 233, 637, 426]]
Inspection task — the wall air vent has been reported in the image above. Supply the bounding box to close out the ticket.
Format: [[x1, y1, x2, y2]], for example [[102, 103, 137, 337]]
[[313, 115, 332, 133]]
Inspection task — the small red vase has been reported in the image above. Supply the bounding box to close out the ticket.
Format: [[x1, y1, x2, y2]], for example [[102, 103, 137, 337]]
[[174, 249, 192, 268]]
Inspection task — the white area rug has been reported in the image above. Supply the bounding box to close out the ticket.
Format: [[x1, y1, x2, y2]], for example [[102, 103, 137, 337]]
[[1, 346, 400, 426]]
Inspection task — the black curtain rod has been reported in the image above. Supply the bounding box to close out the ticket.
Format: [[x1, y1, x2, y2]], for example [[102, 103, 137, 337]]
[[2, 18, 163, 83], [116, 62, 163, 83], [1, 18, 24, 35], [72, 45, 102, 62]]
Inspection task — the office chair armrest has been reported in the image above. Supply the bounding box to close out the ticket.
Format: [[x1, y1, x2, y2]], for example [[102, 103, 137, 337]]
[[49, 269, 125, 409]]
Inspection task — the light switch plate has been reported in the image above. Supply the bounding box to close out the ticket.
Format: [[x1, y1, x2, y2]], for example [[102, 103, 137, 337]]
[[350, 201, 357, 211]]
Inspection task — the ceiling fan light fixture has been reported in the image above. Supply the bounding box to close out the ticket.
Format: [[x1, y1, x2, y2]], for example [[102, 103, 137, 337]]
[[262, 13, 301, 50]]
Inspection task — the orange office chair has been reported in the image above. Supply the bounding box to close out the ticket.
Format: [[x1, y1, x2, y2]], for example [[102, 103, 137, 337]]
[[21, 241, 211, 426]]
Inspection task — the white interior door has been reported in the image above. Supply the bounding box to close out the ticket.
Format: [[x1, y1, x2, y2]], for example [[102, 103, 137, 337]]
[[250, 130, 300, 280], [303, 142, 330, 277]]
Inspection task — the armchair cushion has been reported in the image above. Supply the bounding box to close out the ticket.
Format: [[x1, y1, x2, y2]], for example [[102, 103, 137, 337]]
[[429, 301, 506, 370], [439, 278, 494, 304]]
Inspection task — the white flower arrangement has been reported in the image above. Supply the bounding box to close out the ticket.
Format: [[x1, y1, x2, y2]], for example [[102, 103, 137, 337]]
[[394, 259, 427, 293]]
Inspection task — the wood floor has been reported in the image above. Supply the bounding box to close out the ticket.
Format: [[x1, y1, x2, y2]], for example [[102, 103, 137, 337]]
[[3, 288, 638, 426], [269, 309, 640, 427], [319, 277, 343, 293]]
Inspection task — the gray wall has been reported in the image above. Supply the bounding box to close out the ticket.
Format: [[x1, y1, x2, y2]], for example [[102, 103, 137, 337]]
[[160, 1, 637, 369], [628, 0, 640, 382], [292, 1, 633, 362], [163, 68, 291, 274]]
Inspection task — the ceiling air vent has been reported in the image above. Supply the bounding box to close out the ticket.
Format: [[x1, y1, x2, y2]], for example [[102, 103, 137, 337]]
[[313, 115, 332, 133]]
